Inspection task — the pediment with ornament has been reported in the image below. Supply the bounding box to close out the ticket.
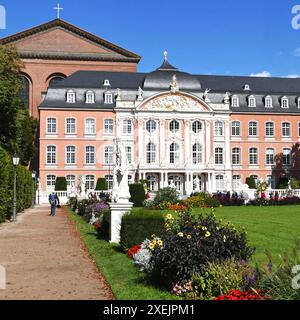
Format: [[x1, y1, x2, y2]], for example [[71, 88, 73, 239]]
[[137, 93, 211, 112]]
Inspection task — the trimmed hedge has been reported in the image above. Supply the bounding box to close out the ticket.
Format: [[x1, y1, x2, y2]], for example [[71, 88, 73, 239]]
[[95, 177, 108, 191], [55, 177, 67, 191], [0, 146, 33, 223], [129, 183, 146, 207], [120, 209, 166, 249], [246, 177, 256, 189]]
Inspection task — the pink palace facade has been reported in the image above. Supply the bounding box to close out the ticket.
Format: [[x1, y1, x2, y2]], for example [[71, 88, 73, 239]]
[[39, 54, 300, 198]]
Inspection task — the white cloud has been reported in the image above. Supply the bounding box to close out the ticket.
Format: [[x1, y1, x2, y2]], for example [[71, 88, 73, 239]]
[[250, 71, 272, 77], [294, 48, 300, 56], [286, 74, 300, 78]]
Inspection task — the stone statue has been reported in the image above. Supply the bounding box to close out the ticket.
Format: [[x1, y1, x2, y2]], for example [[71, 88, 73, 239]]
[[137, 87, 144, 101], [111, 139, 131, 203], [69, 183, 77, 198], [79, 175, 86, 196], [116, 88, 122, 101], [193, 176, 201, 192], [203, 88, 211, 102], [169, 179, 176, 189], [288, 178, 292, 190], [224, 92, 230, 104], [170, 74, 179, 93]]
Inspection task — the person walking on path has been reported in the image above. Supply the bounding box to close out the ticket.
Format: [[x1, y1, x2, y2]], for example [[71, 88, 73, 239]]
[[49, 192, 60, 216]]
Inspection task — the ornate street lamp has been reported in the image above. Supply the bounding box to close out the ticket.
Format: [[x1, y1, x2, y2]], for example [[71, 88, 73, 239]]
[[12, 154, 20, 222]]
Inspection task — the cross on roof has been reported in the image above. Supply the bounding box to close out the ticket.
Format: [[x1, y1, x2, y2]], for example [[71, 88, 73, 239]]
[[54, 3, 64, 19]]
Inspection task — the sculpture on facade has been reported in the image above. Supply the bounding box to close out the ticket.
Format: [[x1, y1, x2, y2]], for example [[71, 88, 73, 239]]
[[116, 88, 122, 101], [137, 87, 144, 101], [79, 175, 86, 197], [170, 74, 179, 93], [111, 139, 131, 203], [203, 88, 211, 102], [193, 176, 201, 192]]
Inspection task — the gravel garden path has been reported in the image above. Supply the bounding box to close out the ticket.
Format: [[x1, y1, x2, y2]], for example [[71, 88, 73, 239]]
[[0, 205, 114, 300]]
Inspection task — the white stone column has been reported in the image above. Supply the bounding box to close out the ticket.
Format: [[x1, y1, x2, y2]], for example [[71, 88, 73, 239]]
[[184, 120, 190, 165], [109, 202, 133, 243], [205, 120, 211, 164], [159, 119, 165, 164], [138, 119, 144, 164]]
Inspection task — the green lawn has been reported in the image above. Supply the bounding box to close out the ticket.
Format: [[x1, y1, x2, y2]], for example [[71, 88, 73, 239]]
[[214, 205, 300, 265], [66, 207, 179, 300]]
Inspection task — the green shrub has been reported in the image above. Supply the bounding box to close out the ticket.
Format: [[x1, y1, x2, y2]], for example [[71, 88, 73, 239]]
[[95, 177, 108, 191], [129, 183, 146, 207], [191, 258, 257, 299], [277, 177, 289, 189], [55, 177, 67, 191], [154, 187, 179, 206], [148, 208, 254, 289], [120, 209, 166, 249], [246, 177, 256, 189], [77, 199, 91, 216]]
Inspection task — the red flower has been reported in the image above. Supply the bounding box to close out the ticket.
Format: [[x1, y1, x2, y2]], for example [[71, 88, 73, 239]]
[[214, 289, 270, 301], [127, 245, 141, 259]]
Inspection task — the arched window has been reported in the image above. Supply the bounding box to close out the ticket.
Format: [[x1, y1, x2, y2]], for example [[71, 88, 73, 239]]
[[125, 146, 133, 164], [85, 118, 96, 135], [104, 146, 114, 165], [146, 143, 156, 164], [231, 121, 241, 136], [169, 120, 180, 133], [66, 90, 76, 103], [47, 118, 57, 134], [215, 175, 224, 190], [170, 143, 180, 164], [86, 175, 95, 190], [266, 148, 274, 165], [105, 175, 113, 190], [215, 147, 223, 164], [248, 95, 256, 107], [49, 76, 65, 87], [233, 175, 241, 189], [281, 96, 289, 109], [249, 148, 258, 165], [85, 146, 95, 164], [46, 175, 56, 190], [283, 148, 291, 165], [104, 91, 113, 104], [104, 119, 114, 134], [231, 95, 239, 107], [66, 118, 76, 134], [192, 143, 202, 164], [66, 146, 76, 164], [282, 122, 291, 137], [265, 122, 274, 137], [86, 90, 95, 104], [232, 148, 241, 165], [214, 121, 224, 136], [249, 121, 258, 136], [66, 175, 76, 188], [192, 121, 202, 133], [265, 96, 273, 108], [19, 75, 30, 109], [123, 119, 133, 134], [146, 120, 157, 133], [46, 146, 56, 164]]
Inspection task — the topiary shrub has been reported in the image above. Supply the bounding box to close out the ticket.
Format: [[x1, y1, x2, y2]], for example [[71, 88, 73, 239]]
[[246, 177, 256, 189], [277, 177, 289, 189], [120, 209, 166, 250], [95, 177, 108, 191], [129, 183, 146, 207], [154, 187, 179, 206], [139, 208, 254, 289], [55, 177, 67, 191]]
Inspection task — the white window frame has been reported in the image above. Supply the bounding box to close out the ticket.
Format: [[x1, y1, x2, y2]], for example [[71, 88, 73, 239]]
[[265, 96, 273, 108], [265, 122, 274, 137], [215, 175, 224, 190], [46, 145, 57, 165], [65, 117, 76, 135], [146, 142, 156, 164], [215, 147, 224, 165], [123, 119, 133, 135], [192, 121, 202, 134], [105, 175, 113, 190], [249, 121, 258, 137], [170, 142, 180, 164], [146, 120, 157, 133], [104, 92, 113, 104], [46, 175, 56, 190], [66, 90, 76, 103], [266, 148, 274, 165], [47, 117, 57, 134], [231, 95, 239, 107], [248, 95, 256, 108], [85, 146, 95, 165], [86, 90, 95, 104], [66, 175, 76, 188], [233, 175, 241, 189], [231, 121, 241, 136], [104, 119, 114, 134], [281, 97, 289, 109], [249, 147, 258, 165], [125, 146, 133, 164], [104, 146, 114, 165], [66, 145, 76, 165], [85, 118, 96, 135], [214, 121, 224, 136], [169, 120, 180, 133], [232, 147, 241, 165], [282, 122, 291, 137], [192, 143, 203, 164], [86, 175, 95, 190], [282, 148, 291, 165]]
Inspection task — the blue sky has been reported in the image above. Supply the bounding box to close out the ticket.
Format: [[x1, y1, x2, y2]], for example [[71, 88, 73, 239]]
[[0, 0, 300, 77]]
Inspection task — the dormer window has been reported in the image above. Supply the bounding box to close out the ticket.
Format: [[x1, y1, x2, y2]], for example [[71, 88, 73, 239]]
[[297, 97, 300, 109], [231, 95, 239, 107], [244, 84, 251, 91], [104, 91, 113, 104], [66, 90, 76, 103], [281, 96, 289, 109], [248, 95, 256, 108], [86, 91, 95, 104], [265, 96, 273, 108], [103, 79, 111, 87]]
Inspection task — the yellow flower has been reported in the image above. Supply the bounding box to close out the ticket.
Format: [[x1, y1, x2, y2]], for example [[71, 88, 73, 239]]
[[157, 240, 163, 246], [149, 243, 155, 250], [166, 214, 173, 220], [219, 205, 223, 208], [202, 226, 207, 231], [177, 232, 184, 237], [187, 235, 192, 240], [205, 231, 211, 238], [223, 235, 227, 243]]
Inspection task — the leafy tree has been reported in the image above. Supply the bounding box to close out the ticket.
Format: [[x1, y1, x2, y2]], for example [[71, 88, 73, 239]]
[[0, 45, 37, 165]]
